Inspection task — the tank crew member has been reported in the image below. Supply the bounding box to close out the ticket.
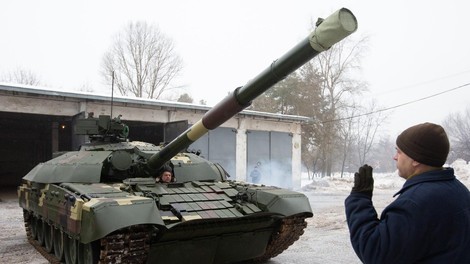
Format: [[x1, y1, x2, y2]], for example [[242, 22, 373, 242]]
[[156, 165, 174, 183], [345, 122, 470, 263]]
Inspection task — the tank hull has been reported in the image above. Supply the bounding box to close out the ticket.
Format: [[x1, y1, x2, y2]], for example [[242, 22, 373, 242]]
[[19, 179, 311, 263]]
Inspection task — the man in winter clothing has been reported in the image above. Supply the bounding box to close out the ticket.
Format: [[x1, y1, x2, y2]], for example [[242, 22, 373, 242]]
[[345, 122, 470, 263]]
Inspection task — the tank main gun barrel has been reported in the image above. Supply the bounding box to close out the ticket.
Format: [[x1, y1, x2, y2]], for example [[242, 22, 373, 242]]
[[148, 8, 358, 170]]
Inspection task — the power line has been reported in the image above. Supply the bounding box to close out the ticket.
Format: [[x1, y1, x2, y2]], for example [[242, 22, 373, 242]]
[[321, 82, 470, 124], [371, 70, 470, 97]]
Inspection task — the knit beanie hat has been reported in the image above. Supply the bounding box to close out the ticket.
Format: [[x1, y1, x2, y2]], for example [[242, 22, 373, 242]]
[[396, 122, 449, 167]]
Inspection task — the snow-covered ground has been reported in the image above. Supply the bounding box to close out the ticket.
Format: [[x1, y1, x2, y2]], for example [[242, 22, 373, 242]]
[[300, 158, 470, 192]]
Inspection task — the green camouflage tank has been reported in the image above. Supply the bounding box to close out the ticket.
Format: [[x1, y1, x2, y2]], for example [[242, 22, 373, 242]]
[[18, 8, 357, 264]]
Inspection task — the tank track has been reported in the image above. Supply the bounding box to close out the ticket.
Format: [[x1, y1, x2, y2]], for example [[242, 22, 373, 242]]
[[24, 211, 308, 263], [253, 213, 309, 262], [23, 211, 151, 264], [23, 211, 61, 264], [97, 225, 151, 263]]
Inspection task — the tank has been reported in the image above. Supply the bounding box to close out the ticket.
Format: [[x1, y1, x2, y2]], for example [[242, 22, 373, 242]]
[[18, 8, 357, 264]]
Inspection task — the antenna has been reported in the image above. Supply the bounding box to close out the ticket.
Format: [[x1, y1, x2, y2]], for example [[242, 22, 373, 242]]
[[110, 71, 115, 118]]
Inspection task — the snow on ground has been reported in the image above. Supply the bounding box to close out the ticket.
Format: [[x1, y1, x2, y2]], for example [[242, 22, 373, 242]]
[[300, 159, 470, 192]]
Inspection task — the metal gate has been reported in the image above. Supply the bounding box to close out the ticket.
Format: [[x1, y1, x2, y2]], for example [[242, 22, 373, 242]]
[[189, 127, 236, 178]]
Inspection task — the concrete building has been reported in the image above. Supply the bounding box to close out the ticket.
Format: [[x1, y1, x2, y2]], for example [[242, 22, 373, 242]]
[[0, 83, 308, 188]]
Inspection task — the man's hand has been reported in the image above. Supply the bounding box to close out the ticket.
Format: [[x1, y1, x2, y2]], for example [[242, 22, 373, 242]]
[[351, 164, 374, 197]]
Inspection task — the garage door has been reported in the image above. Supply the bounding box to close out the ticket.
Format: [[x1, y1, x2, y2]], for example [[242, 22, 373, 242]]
[[189, 127, 236, 179], [247, 130, 292, 188]]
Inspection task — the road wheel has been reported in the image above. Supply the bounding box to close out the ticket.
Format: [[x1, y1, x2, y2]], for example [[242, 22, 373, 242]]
[[36, 218, 45, 246], [44, 222, 54, 253], [28, 214, 38, 240], [77, 241, 100, 264], [64, 235, 78, 264], [53, 228, 65, 261]]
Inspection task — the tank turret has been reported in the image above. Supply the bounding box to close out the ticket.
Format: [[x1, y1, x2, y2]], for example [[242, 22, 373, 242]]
[[75, 113, 129, 142], [148, 7, 357, 170], [18, 8, 357, 264]]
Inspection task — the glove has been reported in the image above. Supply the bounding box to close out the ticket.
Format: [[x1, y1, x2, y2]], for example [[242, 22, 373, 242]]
[[351, 164, 374, 197]]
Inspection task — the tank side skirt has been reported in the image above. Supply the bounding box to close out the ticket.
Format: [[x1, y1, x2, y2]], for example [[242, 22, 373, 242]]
[[24, 210, 153, 264]]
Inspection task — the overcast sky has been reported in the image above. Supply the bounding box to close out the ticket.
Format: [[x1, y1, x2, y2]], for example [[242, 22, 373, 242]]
[[1, 0, 469, 137]]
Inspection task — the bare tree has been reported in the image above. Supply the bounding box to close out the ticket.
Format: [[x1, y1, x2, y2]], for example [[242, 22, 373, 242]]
[[1, 67, 42, 86], [353, 100, 387, 166], [369, 135, 397, 173], [301, 143, 320, 180], [337, 105, 358, 178], [307, 36, 368, 176], [443, 107, 470, 162], [102, 21, 183, 99]]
